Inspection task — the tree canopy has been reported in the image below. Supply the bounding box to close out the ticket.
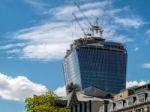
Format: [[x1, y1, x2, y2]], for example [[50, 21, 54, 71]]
[[25, 92, 68, 112]]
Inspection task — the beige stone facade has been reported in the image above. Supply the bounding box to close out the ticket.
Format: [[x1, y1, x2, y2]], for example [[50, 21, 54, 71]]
[[113, 90, 132, 100], [107, 83, 150, 112]]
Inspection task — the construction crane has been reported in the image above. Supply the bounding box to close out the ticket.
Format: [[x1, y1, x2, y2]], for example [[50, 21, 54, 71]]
[[72, 0, 92, 28], [91, 17, 103, 38], [72, 0, 104, 38], [72, 13, 87, 37]]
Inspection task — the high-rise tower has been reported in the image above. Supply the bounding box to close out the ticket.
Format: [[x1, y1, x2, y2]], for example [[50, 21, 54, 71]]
[[63, 25, 127, 94]]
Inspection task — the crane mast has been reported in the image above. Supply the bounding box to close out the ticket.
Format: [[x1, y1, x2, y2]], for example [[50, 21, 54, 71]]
[[73, 1, 92, 27], [72, 13, 87, 37], [72, 0, 104, 38]]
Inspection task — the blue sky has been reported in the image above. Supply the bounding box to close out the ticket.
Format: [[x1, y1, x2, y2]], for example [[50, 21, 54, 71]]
[[0, 0, 150, 112]]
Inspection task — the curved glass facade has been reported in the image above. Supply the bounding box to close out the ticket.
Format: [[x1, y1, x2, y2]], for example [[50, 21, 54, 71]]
[[63, 49, 82, 88], [77, 47, 127, 93], [63, 37, 127, 93]]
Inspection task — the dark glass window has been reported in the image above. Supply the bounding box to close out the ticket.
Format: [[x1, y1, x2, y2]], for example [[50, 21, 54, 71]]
[[77, 47, 127, 93], [63, 41, 127, 93]]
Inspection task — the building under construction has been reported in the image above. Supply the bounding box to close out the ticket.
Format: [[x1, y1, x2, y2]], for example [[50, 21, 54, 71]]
[[63, 22, 127, 94]]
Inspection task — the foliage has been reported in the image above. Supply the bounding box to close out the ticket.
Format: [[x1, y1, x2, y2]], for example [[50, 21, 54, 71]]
[[25, 92, 68, 112]]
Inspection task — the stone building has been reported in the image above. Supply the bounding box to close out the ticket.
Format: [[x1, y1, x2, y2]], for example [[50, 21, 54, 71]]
[[102, 83, 150, 112], [67, 86, 113, 112]]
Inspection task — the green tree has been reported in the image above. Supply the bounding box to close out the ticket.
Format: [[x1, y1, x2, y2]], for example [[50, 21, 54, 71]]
[[25, 92, 68, 112]]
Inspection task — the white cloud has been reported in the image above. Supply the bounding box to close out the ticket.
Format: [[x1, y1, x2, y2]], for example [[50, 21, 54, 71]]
[[0, 73, 48, 101], [141, 63, 150, 68], [24, 0, 49, 14], [0, 43, 26, 50], [6, 49, 21, 54], [126, 81, 149, 88], [12, 22, 78, 61], [54, 85, 66, 97], [21, 44, 68, 61], [134, 47, 139, 52], [2, 1, 142, 61], [107, 35, 134, 43], [146, 29, 150, 35], [115, 17, 144, 28], [50, 1, 111, 20]]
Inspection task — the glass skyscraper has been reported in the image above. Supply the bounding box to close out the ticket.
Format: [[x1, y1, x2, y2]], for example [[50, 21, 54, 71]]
[[63, 37, 127, 93]]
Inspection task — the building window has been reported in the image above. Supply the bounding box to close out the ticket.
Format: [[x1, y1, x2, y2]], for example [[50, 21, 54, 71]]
[[147, 106, 150, 112], [77, 104, 80, 112], [86, 102, 90, 112], [108, 103, 113, 112], [80, 103, 82, 112], [113, 103, 116, 110], [138, 94, 145, 103], [136, 108, 144, 112], [71, 106, 73, 112], [145, 93, 148, 101], [73, 106, 76, 112], [116, 101, 123, 109], [123, 100, 127, 107], [82, 102, 85, 112], [133, 97, 137, 103], [127, 97, 134, 106]]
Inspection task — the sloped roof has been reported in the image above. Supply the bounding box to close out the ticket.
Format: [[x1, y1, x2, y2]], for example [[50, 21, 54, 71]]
[[66, 86, 113, 107], [76, 92, 104, 102], [81, 86, 114, 98]]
